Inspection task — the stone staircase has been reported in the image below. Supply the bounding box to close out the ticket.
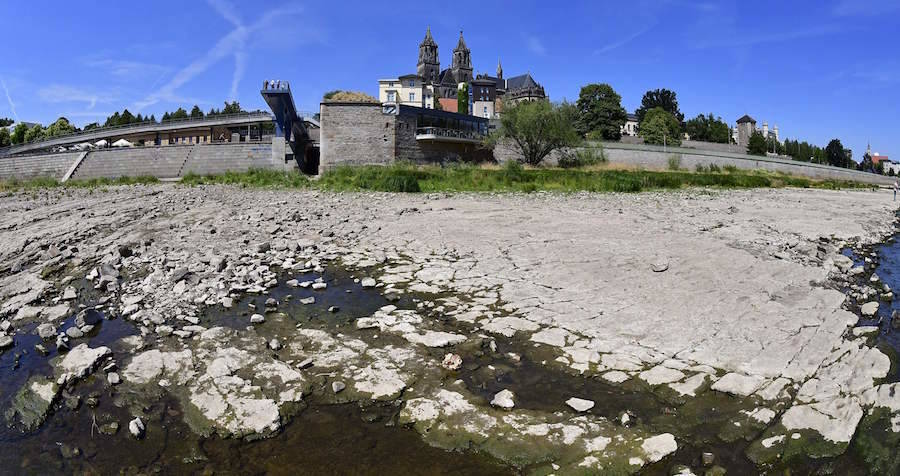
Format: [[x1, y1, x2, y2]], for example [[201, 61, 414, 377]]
[[71, 146, 193, 180], [0, 152, 80, 181]]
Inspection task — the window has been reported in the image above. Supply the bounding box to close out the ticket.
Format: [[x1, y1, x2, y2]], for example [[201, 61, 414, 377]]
[[483, 106, 488, 117], [409, 92, 415, 102], [387, 91, 396, 102]]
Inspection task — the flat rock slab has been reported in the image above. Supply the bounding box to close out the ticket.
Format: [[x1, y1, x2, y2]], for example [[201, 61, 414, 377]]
[[711, 372, 766, 397], [566, 397, 595, 412]]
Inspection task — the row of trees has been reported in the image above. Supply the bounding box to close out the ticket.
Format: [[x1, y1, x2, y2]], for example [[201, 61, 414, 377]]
[[1, 101, 248, 147]]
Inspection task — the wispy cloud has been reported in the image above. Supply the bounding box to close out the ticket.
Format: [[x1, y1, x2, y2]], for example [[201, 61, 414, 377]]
[[135, 2, 303, 111], [691, 25, 843, 50], [527, 36, 547, 56], [594, 25, 654, 55], [0, 77, 18, 121], [84, 58, 171, 79], [832, 0, 900, 16], [37, 84, 117, 109]]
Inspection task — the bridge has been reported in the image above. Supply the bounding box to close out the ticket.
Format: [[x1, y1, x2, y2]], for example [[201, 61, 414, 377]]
[[260, 80, 319, 173], [0, 111, 275, 157]]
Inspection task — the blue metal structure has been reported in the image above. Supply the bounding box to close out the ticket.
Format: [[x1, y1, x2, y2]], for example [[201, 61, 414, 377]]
[[260, 80, 310, 148]]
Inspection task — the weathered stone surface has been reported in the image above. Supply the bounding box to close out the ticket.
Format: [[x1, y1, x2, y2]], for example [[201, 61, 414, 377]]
[[56, 344, 111, 385], [566, 397, 595, 412], [491, 389, 515, 409]]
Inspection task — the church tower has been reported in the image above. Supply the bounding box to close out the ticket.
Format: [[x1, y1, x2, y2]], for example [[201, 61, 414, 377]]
[[417, 27, 440, 83], [496, 58, 503, 80], [451, 30, 473, 83]]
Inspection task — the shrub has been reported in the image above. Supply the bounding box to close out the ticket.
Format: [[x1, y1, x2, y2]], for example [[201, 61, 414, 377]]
[[502, 160, 525, 182], [558, 146, 607, 168], [382, 174, 421, 192], [695, 164, 708, 173], [723, 165, 738, 173], [667, 155, 682, 171], [708, 164, 721, 172]]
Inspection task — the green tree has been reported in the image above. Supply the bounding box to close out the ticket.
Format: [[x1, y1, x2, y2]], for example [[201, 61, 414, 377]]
[[457, 83, 469, 115], [825, 139, 848, 168], [149, 114, 157, 123], [574, 83, 627, 140], [684, 113, 731, 144], [104, 112, 121, 127], [639, 107, 681, 146], [489, 100, 581, 166], [747, 131, 768, 156], [0, 127, 10, 147], [44, 117, 77, 137], [11, 123, 28, 144], [162, 112, 171, 122], [83, 122, 100, 131], [24, 124, 45, 143], [222, 101, 243, 114], [636, 88, 683, 124], [0, 117, 13, 128], [169, 107, 188, 120], [120, 109, 135, 125], [190, 105, 204, 119]]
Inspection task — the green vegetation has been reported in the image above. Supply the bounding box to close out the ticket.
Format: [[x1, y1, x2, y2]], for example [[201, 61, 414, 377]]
[[0, 117, 13, 128], [181, 168, 311, 188], [635, 88, 684, 125], [685, 113, 731, 143], [0, 127, 9, 147], [0, 175, 159, 191], [558, 146, 607, 168], [667, 155, 682, 170], [457, 83, 469, 115], [641, 107, 682, 146], [488, 100, 581, 166], [747, 131, 768, 156], [322, 91, 378, 102], [575, 83, 627, 140], [825, 138, 853, 168]]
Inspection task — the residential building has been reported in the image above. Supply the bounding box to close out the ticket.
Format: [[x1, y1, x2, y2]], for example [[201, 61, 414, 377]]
[[735, 114, 780, 146], [621, 113, 639, 137], [378, 75, 435, 109]]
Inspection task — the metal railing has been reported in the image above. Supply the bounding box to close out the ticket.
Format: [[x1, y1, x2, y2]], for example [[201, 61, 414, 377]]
[[0, 111, 274, 154], [415, 127, 486, 142]]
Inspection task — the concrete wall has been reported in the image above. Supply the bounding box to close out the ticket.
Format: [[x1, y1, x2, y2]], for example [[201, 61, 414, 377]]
[[0, 151, 80, 181], [319, 102, 396, 172], [598, 142, 893, 186], [181, 143, 277, 175], [73, 146, 193, 179]]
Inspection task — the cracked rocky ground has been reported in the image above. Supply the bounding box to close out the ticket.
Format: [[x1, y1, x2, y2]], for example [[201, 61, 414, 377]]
[[1, 184, 900, 475]]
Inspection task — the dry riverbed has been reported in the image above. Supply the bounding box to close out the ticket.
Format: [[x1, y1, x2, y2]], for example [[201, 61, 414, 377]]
[[0, 184, 898, 474]]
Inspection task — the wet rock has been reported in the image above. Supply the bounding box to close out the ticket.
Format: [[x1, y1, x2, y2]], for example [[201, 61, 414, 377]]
[[641, 433, 678, 463], [566, 397, 595, 412], [297, 357, 314, 369], [55, 334, 69, 351], [361, 278, 377, 288], [65, 327, 84, 339], [861, 301, 879, 317], [441, 353, 462, 371], [59, 443, 80, 459], [75, 309, 102, 327], [4, 378, 59, 431], [108, 372, 121, 385], [328, 306, 339, 313], [0, 334, 13, 349], [268, 338, 282, 351], [490, 389, 515, 409], [56, 344, 112, 385], [312, 282, 327, 290], [265, 297, 277, 309], [701, 452, 715, 466], [250, 314, 265, 324], [404, 331, 466, 348], [332, 381, 346, 394], [129, 417, 145, 438], [299, 297, 315, 305], [99, 421, 119, 435]]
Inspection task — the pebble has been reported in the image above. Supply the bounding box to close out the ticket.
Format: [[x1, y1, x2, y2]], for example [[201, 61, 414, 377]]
[[490, 389, 515, 409], [361, 278, 377, 288], [128, 417, 145, 438], [441, 353, 462, 371], [328, 306, 339, 313], [0, 335, 13, 349], [297, 357, 314, 369], [332, 381, 346, 393], [269, 338, 282, 351], [300, 297, 315, 305], [108, 372, 121, 385], [250, 314, 265, 324], [312, 282, 327, 290], [565, 397, 595, 412]]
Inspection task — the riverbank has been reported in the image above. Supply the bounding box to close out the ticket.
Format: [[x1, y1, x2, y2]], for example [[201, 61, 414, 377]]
[[0, 184, 897, 474]]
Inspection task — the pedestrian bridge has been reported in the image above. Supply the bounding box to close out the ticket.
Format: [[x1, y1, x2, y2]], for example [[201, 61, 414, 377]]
[[260, 80, 319, 173]]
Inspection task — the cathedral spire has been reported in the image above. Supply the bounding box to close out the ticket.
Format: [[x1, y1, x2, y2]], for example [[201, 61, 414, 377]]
[[496, 58, 503, 79], [418, 26, 440, 83]]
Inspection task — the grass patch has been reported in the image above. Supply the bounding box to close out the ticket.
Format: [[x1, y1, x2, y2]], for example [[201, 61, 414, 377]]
[[0, 175, 159, 191], [0, 165, 871, 195]]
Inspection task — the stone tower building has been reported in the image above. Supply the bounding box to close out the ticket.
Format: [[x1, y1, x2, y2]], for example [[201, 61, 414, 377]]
[[736, 115, 757, 147], [417, 27, 440, 83], [451, 31, 473, 84]]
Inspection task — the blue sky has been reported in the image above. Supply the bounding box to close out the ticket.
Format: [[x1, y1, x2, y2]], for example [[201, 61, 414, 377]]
[[1, 0, 898, 159]]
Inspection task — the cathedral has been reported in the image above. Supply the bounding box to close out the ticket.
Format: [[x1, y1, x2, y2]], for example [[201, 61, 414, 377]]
[[416, 28, 546, 106]]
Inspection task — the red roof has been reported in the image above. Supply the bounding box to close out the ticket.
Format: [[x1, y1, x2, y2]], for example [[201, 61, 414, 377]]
[[438, 98, 458, 113], [873, 155, 890, 164]]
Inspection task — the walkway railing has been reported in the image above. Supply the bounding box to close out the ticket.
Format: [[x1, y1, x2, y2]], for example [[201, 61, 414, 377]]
[[415, 127, 485, 142]]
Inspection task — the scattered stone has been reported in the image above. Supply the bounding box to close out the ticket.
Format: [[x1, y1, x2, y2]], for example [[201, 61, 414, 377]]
[[299, 297, 315, 305], [651, 261, 669, 273], [128, 417, 145, 438], [328, 306, 339, 313], [490, 389, 515, 409], [65, 327, 84, 339], [297, 358, 314, 369], [332, 381, 346, 394], [361, 278, 377, 288], [441, 353, 462, 371], [861, 301, 879, 317], [0, 335, 13, 349], [107, 372, 121, 385], [641, 433, 678, 463], [566, 397, 595, 412], [268, 338, 282, 351], [312, 282, 327, 290], [250, 314, 265, 324], [61, 286, 77, 301]]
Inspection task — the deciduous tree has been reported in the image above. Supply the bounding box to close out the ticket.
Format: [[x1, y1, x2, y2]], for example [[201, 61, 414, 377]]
[[489, 100, 581, 166], [747, 131, 767, 156], [639, 107, 681, 146], [575, 83, 627, 140], [636, 88, 683, 124]]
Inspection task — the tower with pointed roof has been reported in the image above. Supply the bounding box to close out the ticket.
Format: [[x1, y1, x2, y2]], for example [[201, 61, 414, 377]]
[[417, 27, 440, 83], [496, 58, 503, 80], [451, 31, 473, 83]]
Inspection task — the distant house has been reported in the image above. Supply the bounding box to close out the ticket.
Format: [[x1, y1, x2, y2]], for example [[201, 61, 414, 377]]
[[735, 114, 779, 146], [621, 113, 639, 137], [437, 97, 458, 113]]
